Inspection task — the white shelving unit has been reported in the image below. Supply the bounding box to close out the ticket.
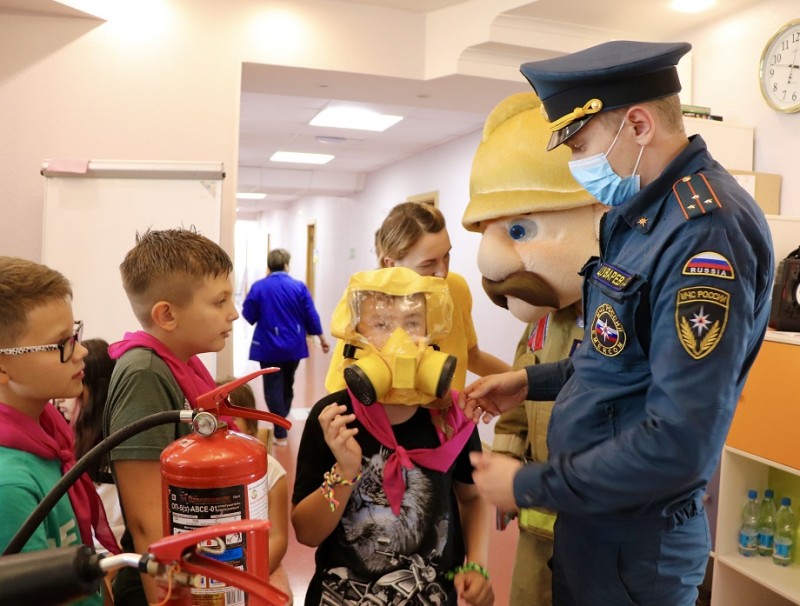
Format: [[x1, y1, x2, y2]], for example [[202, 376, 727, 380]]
[[711, 331, 800, 605], [712, 446, 800, 605]]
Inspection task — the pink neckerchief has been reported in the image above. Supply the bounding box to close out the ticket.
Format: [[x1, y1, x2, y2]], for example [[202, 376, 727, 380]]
[[349, 390, 475, 514], [0, 402, 121, 554], [108, 332, 238, 429]]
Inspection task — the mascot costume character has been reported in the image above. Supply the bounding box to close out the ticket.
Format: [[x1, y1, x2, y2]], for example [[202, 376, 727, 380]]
[[462, 92, 604, 606]]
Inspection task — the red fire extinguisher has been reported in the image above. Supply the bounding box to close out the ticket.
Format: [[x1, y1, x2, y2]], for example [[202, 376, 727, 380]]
[[160, 368, 291, 606]]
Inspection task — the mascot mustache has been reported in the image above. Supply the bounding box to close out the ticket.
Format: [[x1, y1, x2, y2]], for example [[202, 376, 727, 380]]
[[482, 270, 560, 310]]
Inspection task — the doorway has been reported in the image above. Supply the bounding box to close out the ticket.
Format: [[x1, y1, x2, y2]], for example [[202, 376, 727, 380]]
[[305, 222, 316, 298]]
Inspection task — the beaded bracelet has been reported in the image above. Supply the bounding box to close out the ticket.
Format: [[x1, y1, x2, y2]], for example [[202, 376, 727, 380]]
[[320, 464, 362, 512], [445, 561, 489, 581]]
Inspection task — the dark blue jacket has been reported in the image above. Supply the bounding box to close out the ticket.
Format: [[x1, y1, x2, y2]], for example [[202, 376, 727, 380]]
[[514, 136, 774, 529], [242, 272, 324, 363]]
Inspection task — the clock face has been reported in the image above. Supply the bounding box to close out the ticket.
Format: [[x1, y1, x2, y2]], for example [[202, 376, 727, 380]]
[[759, 19, 800, 113]]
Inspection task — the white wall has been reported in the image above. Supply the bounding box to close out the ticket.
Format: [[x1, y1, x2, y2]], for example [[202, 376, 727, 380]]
[[0, 0, 427, 377], [686, 0, 800, 215]]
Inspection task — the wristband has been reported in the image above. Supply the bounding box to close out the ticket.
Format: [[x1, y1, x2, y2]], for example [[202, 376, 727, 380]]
[[320, 464, 361, 512], [445, 561, 489, 581]]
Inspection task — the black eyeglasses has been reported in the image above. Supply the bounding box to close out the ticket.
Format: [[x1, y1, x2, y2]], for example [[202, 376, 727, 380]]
[[0, 320, 84, 364]]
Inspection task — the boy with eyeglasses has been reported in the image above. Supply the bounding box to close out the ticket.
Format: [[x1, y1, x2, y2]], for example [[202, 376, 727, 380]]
[[0, 256, 119, 605], [102, 227, 240, 605]]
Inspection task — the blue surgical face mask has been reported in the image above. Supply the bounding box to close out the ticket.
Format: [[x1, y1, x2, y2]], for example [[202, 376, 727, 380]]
[[568, 118, 645, 207]]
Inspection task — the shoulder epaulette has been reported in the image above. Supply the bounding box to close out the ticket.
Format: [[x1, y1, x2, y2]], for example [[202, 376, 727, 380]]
[[672, 173, 722, 220]]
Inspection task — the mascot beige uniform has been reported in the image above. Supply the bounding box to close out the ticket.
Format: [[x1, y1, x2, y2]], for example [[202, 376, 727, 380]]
[[462, 92, 604, 606]]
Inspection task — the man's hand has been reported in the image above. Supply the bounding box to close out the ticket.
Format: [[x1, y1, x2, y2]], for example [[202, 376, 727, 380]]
[[469, 451, 522, 513], [459, 369, 529, 423]]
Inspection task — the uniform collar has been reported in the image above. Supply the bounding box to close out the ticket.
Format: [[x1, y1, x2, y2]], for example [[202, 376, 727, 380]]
[[615, 135, 710, 234]]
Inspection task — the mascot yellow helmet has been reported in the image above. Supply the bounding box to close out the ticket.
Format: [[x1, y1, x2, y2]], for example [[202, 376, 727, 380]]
[[463, 92, 594, 232]]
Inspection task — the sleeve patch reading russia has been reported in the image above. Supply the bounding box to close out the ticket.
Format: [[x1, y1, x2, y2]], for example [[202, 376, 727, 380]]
[[594, 263, 634, 292], [682, 251, 735, 280], [675, 286, 730, 360]]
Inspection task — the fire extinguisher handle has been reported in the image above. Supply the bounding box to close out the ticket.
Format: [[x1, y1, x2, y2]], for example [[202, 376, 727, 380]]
[[195, 368, 292, 430], [182, 552, 290, 606], [146, 519, 289, 606]]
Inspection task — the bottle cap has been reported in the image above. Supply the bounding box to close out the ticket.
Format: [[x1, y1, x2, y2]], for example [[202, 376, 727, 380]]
[[781, 497, 791, 506], [748, 489, 757, 499], [765, 489, 774, 498]]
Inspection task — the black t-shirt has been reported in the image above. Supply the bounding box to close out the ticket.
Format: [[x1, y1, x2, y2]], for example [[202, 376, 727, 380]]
[[292, 390, 481, 605]]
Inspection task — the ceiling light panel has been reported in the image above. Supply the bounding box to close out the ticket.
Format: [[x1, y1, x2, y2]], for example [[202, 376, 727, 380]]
[[270, 151, 334, 165], [310, 107, 403, 132]]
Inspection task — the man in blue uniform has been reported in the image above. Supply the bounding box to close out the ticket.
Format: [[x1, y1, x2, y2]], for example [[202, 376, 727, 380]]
[[460, 41, 774, 606]]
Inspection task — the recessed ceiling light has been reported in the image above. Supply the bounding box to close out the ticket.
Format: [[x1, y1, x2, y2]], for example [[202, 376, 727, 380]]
[[270, 151, 334, 165], [236, 192, 267, 200], [670, 0, 714, 13], [310, 107, 403, 132], [316, 135, 348, 144]]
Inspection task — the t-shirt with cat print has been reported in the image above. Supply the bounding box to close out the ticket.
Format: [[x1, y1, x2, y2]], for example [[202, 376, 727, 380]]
[[292, 390, 481, 606]]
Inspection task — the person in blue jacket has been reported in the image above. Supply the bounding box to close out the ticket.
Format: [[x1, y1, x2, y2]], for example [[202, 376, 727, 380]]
[[460, 40, 775, 606], [243, 248, 330, 444]]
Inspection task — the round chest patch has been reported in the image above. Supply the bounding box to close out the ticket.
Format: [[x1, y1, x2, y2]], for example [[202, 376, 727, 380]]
[[591, 303, 626, 356]]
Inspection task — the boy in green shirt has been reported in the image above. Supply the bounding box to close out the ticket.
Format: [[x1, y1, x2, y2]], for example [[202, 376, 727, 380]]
[[0, 256, 119, 606]]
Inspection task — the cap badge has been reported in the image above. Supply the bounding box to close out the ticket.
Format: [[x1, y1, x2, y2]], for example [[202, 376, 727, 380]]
[[548, 98, 604, 132]]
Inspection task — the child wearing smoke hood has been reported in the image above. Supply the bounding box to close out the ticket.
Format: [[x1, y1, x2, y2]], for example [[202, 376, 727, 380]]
[[292, 266, 494, 606]]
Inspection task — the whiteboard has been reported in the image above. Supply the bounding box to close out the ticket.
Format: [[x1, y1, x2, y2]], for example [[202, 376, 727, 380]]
[[42, 160, 224, 374]]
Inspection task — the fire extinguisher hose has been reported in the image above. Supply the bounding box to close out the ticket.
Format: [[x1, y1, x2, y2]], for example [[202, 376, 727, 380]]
[[2, 409, 189, 556]]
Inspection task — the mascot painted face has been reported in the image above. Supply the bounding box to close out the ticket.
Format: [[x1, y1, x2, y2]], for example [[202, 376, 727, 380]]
[[462, 92, 604, 324]]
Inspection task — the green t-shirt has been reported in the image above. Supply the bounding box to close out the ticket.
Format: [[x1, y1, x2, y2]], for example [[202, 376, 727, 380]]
[[103, 346, 191, 605], [0, 446, 103, 605]]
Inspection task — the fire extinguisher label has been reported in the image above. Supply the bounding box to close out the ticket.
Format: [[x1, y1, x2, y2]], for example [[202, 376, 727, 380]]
[[168, 483, 252, 605], [247, 474, 268, 520]]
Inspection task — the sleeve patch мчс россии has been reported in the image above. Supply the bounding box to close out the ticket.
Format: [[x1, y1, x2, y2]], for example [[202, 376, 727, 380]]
[[675, 286, 730, 360]]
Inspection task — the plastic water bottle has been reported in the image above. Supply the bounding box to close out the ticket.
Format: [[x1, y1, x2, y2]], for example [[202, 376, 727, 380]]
[[773, 497, 795, 566], [738, 489, 759, 556], [757, 488, 777, 556]]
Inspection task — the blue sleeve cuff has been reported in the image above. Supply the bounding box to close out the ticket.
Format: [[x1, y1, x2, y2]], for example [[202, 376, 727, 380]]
[[513, 462, 547, 509], [525, 358, 573, 401]]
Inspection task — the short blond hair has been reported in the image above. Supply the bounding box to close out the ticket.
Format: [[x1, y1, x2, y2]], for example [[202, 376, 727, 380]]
[[375, 202, 446, 267], [0, 256, 72, 347], [596, 94, 685, 135], [120, 228, 233, 327]]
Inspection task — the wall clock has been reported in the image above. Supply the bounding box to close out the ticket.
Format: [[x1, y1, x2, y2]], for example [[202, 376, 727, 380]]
[[759, 18, 800, 113]]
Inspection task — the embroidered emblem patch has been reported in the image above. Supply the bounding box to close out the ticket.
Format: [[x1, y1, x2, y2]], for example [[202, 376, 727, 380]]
[[682, 251, 735, 280], [594, 263, 634, 292], [528, 315, 549, 352], [675, 286, 730, 360], [591, 303, 626, 356]]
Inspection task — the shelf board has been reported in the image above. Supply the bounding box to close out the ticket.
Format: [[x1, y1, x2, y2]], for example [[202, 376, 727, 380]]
[[716, 552, 800, 604], [726, 446, 800, 475], [765, 329, 800, 346]]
